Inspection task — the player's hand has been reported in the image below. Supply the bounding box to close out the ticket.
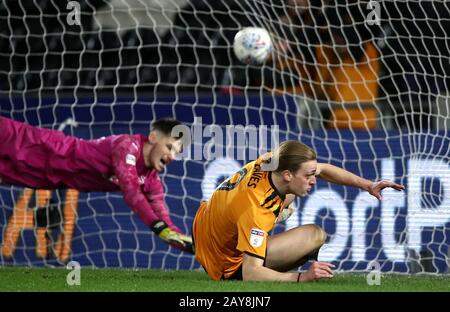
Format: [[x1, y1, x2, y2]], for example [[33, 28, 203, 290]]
[[298, 261, 335, 282], [150, 220, 195, 254], [276, 205, 295, 223], [368, 180, 405, 200]]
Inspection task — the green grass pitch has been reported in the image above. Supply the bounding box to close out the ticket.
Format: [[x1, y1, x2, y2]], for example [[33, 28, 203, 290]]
[[0, 267, 449, 291]]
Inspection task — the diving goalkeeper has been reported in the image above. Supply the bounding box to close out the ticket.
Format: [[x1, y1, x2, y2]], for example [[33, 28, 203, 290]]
[[0, 116, 193, 254]]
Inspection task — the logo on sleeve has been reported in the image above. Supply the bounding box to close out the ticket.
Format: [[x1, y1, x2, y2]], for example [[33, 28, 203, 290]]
[[126, 154, 136, 166], [250, 228, 265, 247]]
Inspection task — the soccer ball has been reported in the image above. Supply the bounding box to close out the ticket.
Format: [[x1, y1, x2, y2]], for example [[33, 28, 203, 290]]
[[233, 27, 272, 65]]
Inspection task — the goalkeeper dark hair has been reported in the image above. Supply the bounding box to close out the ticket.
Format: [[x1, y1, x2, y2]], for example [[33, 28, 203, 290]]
[[151, 118, 183, 139], [266, 140, 317, 173]]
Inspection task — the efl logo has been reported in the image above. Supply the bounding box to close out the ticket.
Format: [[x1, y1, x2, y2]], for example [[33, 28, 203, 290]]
[[250, 229, 265, 248]]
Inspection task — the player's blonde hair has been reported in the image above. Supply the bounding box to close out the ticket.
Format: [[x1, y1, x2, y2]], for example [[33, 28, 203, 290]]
[[269, 140, 316, 173]]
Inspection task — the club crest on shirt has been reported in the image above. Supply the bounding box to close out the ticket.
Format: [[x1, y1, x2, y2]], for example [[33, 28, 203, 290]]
[[125, 154, 136, 166], [250, 228, 265, 247]]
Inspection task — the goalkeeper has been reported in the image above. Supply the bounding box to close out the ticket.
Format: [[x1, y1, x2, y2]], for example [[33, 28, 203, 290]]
[[193, 140, 405, 282], [0, 116, 193, 253]]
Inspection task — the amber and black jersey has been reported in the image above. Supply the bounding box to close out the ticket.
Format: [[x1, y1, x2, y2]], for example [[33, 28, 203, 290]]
[[193, 154, 286, 280]]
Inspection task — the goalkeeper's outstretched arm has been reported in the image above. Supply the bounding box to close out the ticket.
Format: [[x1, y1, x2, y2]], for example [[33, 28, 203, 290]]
[[110, 120, 194, 254]]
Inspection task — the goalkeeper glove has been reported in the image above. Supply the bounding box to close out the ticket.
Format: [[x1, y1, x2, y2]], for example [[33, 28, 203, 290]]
[[150, 220, 194, 254]]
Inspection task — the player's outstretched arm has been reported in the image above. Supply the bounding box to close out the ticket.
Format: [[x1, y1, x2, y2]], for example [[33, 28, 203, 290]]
[[143, 173, 182, 233], [111, 136, 163, 226], [367, 180, 405, 200], [241, 253, 334, 282], [111, 136, 193, 254], [316, 163, 405, 200]]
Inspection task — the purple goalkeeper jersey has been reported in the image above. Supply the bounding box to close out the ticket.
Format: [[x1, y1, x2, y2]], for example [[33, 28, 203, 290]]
[[0, 116, 180, 232]]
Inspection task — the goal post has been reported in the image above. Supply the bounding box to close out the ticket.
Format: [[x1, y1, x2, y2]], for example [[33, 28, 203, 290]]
[[0, 0, 449, 273]]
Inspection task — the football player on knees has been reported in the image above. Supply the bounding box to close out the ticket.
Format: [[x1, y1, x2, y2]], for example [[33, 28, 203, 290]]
[[0, 116, 193, 254], [192, 140, 404, 282]]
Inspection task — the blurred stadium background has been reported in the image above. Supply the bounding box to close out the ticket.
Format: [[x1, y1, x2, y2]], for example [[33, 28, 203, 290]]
[[0, 0, 449, 280]]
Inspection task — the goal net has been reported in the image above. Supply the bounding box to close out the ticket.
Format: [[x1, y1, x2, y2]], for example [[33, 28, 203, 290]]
[[0, 0, 449, 274]]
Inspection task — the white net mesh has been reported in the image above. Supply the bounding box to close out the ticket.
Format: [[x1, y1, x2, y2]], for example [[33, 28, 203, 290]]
[[0, 0, 449, 273]]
